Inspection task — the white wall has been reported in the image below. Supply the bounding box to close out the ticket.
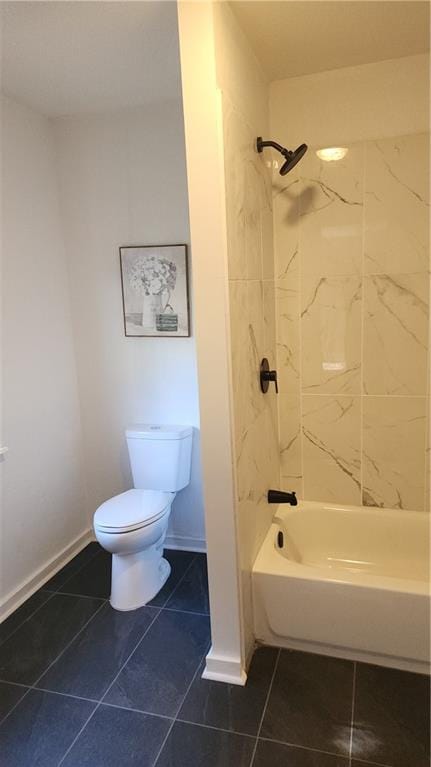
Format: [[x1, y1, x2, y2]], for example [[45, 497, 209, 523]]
[[270, 54, 430, 147], [177, 1, 245, 684], [213, 2, 279, 662], [1, 95, 89, 608], [177, 1, 279, 683], [54, 101, 205, 548]]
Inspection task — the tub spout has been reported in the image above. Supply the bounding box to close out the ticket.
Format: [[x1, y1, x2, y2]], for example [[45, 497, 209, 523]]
[[268, 489, 298, 505]]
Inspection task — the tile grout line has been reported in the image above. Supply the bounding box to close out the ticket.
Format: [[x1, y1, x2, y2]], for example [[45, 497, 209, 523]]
[[360, 142, 366, 504], [27, 686, 99, 705], [161, 606, 209, 617], [286, 392, 429, 398], [258, 735, 357, 760], [46, 545, 102, 594], [248, 647, 281, 767], [175, 717, 257, 740], [298, 182, 305, 499], [47, 591, 110, 601], [1, 553, 199, 731], [0, 591, 57, 648], [100, 701, 174, 720], [348, 757, 394, 767], [30, 599, 108, 690], [1, 676, 387, 765], [0, 551, 203, 744], [56, 604, 165, 766], [0, 544, 102, 648], [98, 607, 163, 704], [96, 553, 199, 707], [0, 599, 108, 729], [56, 700, 100, 766], [152, 641, 212, 767], [349, 661, 357, 767], [0, 679, 29, 689], [157, 553, 198, 609], [0, 684, 32, 728]]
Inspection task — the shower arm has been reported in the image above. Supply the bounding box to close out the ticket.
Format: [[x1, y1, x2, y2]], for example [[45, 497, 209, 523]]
[[256, 137, 291, 158]]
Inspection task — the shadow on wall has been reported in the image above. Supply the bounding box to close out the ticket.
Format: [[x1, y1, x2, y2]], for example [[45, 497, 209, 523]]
[[272, 176, 320, 228]]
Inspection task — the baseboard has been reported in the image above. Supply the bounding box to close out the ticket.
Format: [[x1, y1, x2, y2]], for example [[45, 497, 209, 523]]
[[0, 528, 93, 623], [201, 646, 247, 686], [165, 534, 206, 553]]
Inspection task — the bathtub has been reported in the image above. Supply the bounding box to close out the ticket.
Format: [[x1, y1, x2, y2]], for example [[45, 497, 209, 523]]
[[252, 501, 430, 674]]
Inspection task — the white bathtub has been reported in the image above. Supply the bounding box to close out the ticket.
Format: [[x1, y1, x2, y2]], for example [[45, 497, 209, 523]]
[[252, 501, 430, 674]]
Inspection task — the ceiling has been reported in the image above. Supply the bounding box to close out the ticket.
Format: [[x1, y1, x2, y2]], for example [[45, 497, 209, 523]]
[[230, 0, 430, 80], [0, 1, 182, 117], [2, 1, 429, 116]]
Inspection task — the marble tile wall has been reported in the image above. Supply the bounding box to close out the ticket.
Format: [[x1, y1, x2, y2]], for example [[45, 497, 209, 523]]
[[274, 132, 430, 511], [223, 95, 280, 627]]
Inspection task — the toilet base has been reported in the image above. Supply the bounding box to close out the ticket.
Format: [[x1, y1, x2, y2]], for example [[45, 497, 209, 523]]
[[110, 547, 171, 611]]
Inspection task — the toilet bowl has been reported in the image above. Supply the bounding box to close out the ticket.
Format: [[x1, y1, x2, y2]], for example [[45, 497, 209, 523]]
[[94, 489, 175, 610], [93, 424, 193, 611]]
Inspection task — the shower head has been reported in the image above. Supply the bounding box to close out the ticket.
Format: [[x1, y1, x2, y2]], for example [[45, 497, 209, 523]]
[[279, 143, 308, 175], [256, 136, 308, 175]]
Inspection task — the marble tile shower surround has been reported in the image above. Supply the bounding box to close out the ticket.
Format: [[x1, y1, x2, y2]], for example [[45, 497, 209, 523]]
[[274, 132, 430, 510], [223, 94, 280, 634]]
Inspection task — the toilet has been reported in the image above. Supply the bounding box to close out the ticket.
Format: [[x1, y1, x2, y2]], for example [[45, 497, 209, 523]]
[[93, 424, 193, 611]]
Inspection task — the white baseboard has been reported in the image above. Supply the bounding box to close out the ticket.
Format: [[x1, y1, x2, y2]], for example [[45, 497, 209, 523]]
[[201, 646, 247, 686], [165, 534, 206, 553], [0, 529, 93, 623]]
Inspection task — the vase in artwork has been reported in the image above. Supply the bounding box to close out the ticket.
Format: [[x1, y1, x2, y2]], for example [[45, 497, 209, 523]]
[[142, 293, 162, 329]]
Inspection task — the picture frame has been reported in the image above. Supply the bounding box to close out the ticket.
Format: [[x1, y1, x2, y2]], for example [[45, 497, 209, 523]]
[[119, 244, 190, 337]]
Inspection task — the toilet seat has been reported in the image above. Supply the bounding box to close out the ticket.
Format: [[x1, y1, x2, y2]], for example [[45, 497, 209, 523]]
[[94, 489, 174, 534]]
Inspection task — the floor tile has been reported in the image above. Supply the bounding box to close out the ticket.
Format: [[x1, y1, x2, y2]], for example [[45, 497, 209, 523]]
[[37, 602, 158, 700], [260, 650, 353, 755], [149, 549, 196, 607], [43, 543, 101, 591], [62, 704, 170, 767], [165, 553, 209, 613], [0, 682, 29, 722], [179, 646, 278, 735], [0, 590, 52, 645], [253, 740, 349, 766], [156, 720, 255, 767], [0, 689, 95, 767], [105, 609, 211, 716], [0, 594, 103, 685], [351, 663, 430, 767], [58, 550, 112, 599]]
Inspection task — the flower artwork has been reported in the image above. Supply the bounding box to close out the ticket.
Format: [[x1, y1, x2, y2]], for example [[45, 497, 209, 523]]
[[120, 245, 190, 337]]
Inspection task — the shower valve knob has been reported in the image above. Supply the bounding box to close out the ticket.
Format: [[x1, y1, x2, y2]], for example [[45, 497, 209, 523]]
[[260, 358, 279, 394]]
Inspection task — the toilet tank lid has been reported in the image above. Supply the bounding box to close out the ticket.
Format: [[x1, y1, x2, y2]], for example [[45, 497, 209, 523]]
[[126, 424, 192, 440]]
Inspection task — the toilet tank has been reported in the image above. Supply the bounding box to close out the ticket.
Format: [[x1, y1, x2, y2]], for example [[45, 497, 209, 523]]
[[126, 425, 193, 492]]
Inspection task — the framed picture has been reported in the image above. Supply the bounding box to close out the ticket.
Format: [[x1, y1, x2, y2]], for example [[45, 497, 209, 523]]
[[119, 244, 190, 337]]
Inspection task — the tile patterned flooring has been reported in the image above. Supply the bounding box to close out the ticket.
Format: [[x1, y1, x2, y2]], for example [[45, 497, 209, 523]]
[[0, 543, 429, 766]]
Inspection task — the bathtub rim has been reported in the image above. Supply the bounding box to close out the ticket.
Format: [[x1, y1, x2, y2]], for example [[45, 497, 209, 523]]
[[261, 501, 430, 597]]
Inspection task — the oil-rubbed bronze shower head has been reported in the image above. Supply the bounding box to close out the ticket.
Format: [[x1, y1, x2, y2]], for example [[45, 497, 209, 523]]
[[256, 136, 308, 175]]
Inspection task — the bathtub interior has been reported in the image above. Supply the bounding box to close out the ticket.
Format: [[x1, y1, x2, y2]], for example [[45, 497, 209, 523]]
[[274, 503, 430, 582]]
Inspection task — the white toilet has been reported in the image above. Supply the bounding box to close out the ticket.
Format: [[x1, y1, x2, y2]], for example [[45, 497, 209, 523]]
[[93, 424, 192, 611]]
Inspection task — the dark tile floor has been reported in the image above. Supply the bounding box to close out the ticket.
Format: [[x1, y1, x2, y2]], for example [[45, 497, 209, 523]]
[[0, 543, 429, 766]]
